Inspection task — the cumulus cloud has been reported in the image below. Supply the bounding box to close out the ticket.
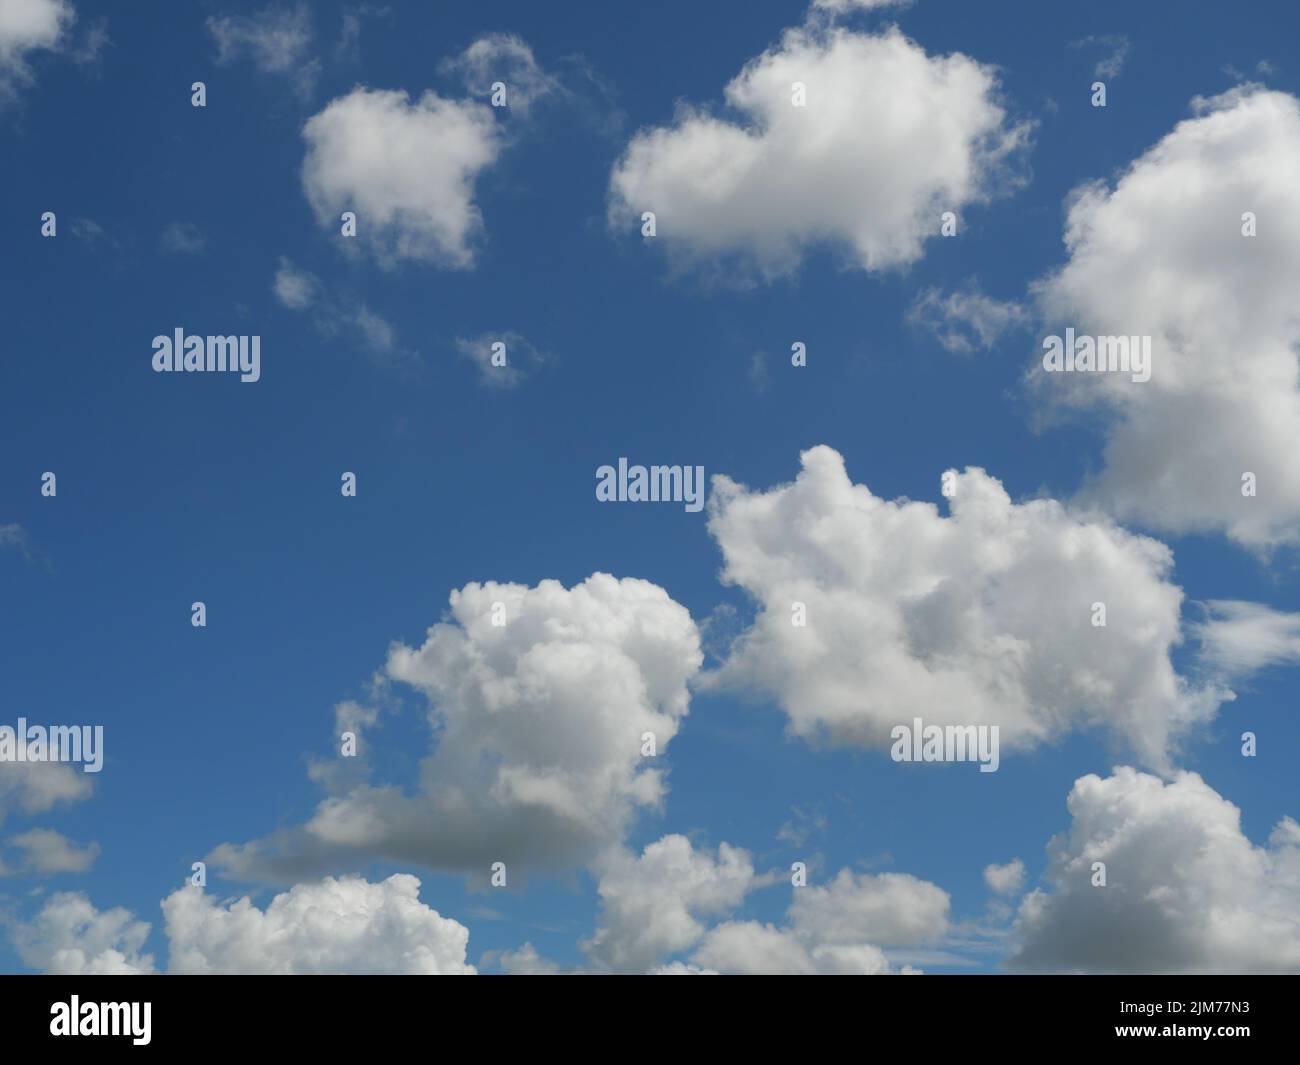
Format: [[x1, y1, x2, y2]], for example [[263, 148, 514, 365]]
[[707, 445, 1226, 771], [693, 869, 946, 974], [206, 2, 318, 96], [583, 835, 757, 972], [0, 0, 73, 103], [301, 85, 503, 268], [13, 891, 155, 974], [13, 874, 474, 975], [608, 23, 1028, 280], [163, 874, 473, 974], [1194, 600, 1300, 675], [1032, 87, 1300, 547], [159, 221, 205, 255], [1009, 768, 1300, 973], [210, 574, 703, 880], [983, 859, 1026, 896], [908, 285, 1031, 353]]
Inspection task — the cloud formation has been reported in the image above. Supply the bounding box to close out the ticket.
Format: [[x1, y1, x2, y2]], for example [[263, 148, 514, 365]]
[[609, 23, 1028, 279], [707, 445, 1225, 771]]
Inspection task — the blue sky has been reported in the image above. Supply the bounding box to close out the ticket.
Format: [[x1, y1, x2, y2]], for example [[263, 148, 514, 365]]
[[2, 0, 1299, 975]]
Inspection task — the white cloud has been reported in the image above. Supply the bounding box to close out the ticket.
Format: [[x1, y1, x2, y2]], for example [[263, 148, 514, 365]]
[[301, 85, 503, 268], [707, 445, 1226, 771], [692, 869, 944, 974], [1032, 87, 1300, 547], [1070, 34, 1130, 81], [206, 2, 318, 96], [163, 874, 474, 974], [0, 0, 73, 102], [983, 859, 1026, 896], [0, 761, 92, 825], [272, 256, 319, 309], [454, 330, 546, 388], [14, 874, 475, 975], [608, 23, 1028, 280], [908, 285, 1030, 353], [438, 33, 559, 114], [210, 574, 703, 879], [4, 828, 99, 874], [1009, 768, 1300, 973], [13, 891, 155, 974], [1194, 600, 1300, 675], [583, 834, 757, 972]]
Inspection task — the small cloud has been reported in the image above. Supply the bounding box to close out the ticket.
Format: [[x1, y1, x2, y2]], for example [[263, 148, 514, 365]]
[[1070, 34, 1130, 80], [160, 221, 206, 255], [206, 2, 319, 97], [907, 284, 1030, 354], [983, 859, 1026, 897], [272, 256, 319, 309], [454, 330, 546, 388], [438, 33, 560, 115], [3, 829, 100, 876], [68, 217, 105, 243], [0, 523, 31, 560]]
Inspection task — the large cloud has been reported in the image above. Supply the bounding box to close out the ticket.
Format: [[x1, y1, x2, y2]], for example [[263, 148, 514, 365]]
[[211, 574, 702, 880], [608, 23, 1028, 279], [1033, 87, 1300, 547], [301, 85, 503, 267], [163, 875, 473, 975], [1008, 768, 1300, 974], [707, 445, 1225, 770]]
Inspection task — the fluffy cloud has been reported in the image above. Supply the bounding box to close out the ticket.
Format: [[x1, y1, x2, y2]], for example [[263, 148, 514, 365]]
[[608, 23, 1028, 279], [14, 875, 473, 975], [163, 875, 473, 975], [13, 891, 155, 974], [1033, 87, 1300, 547], [707, 445, 1225, 771], [1009, 768, 1300, 974], [301, 84, 503, 268], [812, 0, 912, 12], [0, 0, 72, 102], [211, 574, 702, 880], [1194, 600, 1300, 675], [583, 835, 757, 972], [693, 869, 946, 974]]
